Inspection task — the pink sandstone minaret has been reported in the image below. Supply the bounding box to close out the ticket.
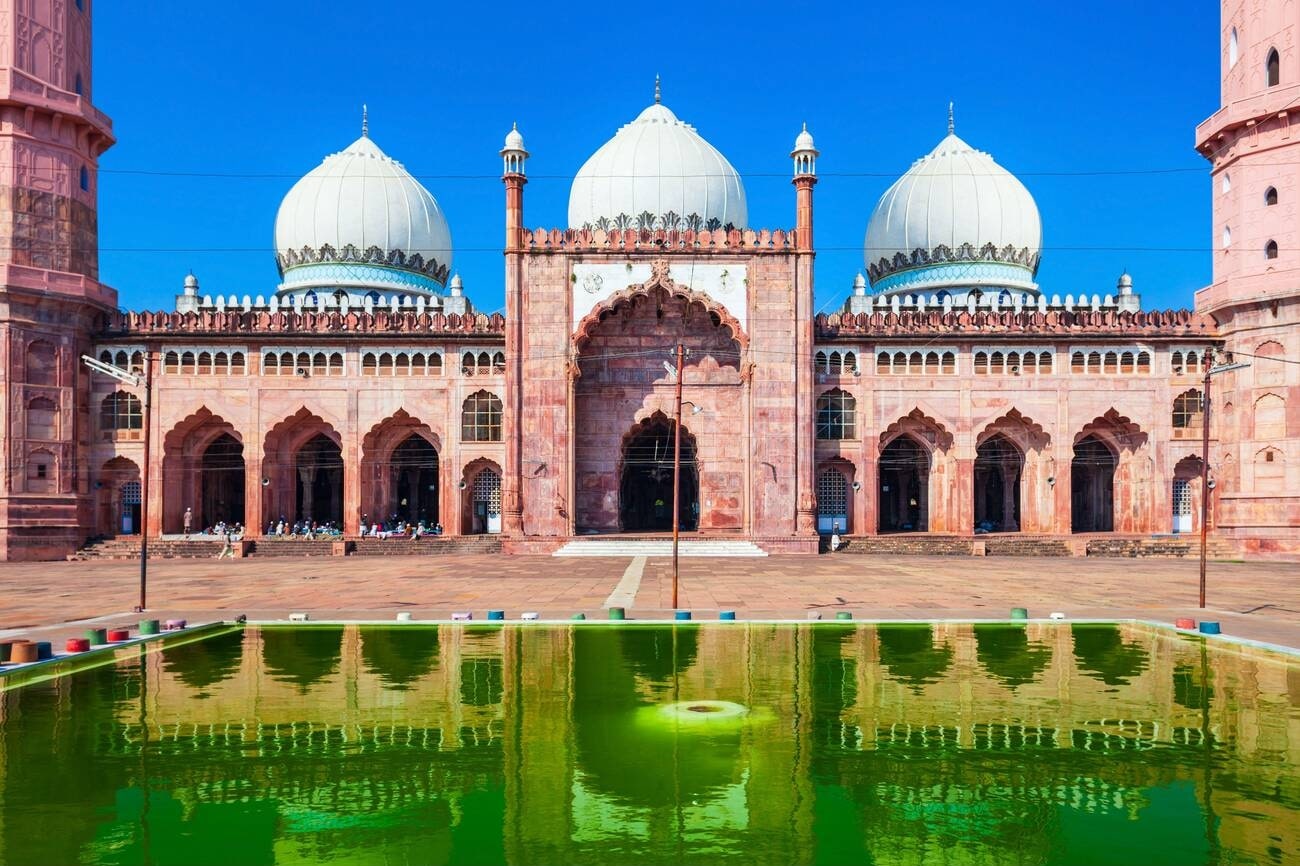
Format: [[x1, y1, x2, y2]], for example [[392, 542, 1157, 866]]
[[0, 0, 115, 559], [1196, 0, 1300, 553], [500, 123, 527, 536], [792, 124, 819, 535]]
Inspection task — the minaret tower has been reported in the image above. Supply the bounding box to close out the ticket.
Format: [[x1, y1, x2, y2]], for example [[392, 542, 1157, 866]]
[[792, 123, 818, 535], [500, 123, 528, 535], [0, 0, 116, 559], [1194, 0, 1300, 554]]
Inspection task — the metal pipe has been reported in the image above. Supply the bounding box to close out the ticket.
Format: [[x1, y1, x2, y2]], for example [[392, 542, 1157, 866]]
[[139, 348, 153, 612], [672, 342, 684, 610]]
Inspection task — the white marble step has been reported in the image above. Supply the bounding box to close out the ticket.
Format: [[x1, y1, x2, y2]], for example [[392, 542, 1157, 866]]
[[553, 539, 768, 558]]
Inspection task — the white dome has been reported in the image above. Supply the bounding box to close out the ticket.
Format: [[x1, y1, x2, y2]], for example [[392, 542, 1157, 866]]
[[864, 132, 1041, 295], [274, 133, 452, 296], [568, 101, 747, 231]]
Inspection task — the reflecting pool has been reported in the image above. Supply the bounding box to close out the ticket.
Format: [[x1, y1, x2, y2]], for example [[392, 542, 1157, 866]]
[[0, 623, 1296, 865]]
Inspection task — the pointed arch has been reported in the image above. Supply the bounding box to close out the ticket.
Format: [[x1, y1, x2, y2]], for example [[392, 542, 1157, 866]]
[[573, 269, 748, 353], [1072, 409, 1150, 533], [161, 407, 247, 533], [361, 410, 443, 528], [263, 408, 343, 528], [462, 457, 503, 535], [615, 411, 697, 532], [880, 407, 954, 451]]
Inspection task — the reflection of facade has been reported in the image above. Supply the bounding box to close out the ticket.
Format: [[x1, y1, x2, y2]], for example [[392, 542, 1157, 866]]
[[1, 624, 1295, 863], [2, 0, 1299, 559]]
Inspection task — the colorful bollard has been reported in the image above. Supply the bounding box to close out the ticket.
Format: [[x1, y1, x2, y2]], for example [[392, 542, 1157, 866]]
[[719, 611, 736, 621], [106, 629, 129, 643], [571, 613, 586, 621], [10, 642, 38, 663], [1198, 621, 1222, 635], [1010, 608, 1029, 620], [85, 628, 107, 646], [487, 610, 505, 621], [835, 611, 853, 621], [0, 639, 22, 662], [1175, 617, 1196, 630], [164, 619, 186, 631], [34, 641, 53, 660], [65, 638, 90, 653], [138, 619, 160, 636], [608, 607, 625, 621], [674, 610, 692, 621]]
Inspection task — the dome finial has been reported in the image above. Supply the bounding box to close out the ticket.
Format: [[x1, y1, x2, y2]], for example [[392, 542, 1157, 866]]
[[654, 74, 661, 104], [362, 103, 369, 138], [947, 101, 954, 135]]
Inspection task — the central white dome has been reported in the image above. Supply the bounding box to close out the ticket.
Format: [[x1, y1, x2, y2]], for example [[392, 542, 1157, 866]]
[[568, 100, 747, 231], [864, 131, 1042, 296], [274, 133, 452, 297]]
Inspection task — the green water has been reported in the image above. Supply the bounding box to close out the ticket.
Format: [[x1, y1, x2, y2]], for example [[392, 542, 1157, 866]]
[[0, 623, 1296, 865]]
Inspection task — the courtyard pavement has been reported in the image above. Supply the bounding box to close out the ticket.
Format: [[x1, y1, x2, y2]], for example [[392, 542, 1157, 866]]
[[1, 553, 1298, 651]]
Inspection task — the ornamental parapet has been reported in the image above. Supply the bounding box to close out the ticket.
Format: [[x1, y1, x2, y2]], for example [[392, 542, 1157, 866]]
[[815, 308, 1217, 340], [519, 226, 795, 253], [99, 309, 506, 340]]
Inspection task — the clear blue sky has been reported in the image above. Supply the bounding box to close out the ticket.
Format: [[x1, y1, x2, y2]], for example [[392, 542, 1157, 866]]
[[95, 0, 1220, 314]]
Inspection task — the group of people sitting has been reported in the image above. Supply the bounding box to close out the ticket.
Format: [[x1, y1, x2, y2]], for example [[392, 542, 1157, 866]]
[[266, 518, 344, 539], [360, 515, 443, 539]]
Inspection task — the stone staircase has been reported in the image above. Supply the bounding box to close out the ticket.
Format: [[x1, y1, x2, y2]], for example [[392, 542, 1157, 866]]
[[553, 538, 768, 557], [75, 537, 224, 560], [349, 537, 502, 556], [1085, 536, 1240, 559], [833, 535, 973, 556], [982, 537, 1074, 557]]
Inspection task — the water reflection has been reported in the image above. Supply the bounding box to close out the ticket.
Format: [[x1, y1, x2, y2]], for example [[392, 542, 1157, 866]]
[[0, 622, 1295, 866]]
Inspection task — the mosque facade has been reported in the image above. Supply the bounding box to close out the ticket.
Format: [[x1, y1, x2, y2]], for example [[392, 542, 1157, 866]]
[[0, 0, 1296, 560]]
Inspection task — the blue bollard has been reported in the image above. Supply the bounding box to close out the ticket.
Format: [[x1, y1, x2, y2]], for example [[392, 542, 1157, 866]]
[[719, 611, 736, 621], [1198, 621, 1221, 635], [674, 610, 692, 621], [487, 610, 504, 621]]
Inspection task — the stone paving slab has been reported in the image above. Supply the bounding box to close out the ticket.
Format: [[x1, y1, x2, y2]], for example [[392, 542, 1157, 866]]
[[0, 554, 1297, 651]]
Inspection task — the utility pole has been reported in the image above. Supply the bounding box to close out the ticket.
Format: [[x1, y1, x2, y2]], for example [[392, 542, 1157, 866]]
[[671, 342, 684, 610], [83, 352, 153, 611], [1199, 351, 1249, 609]]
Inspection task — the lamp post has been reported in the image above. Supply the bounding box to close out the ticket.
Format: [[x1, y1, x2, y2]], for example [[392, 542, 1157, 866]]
[[1200, 352, 1249, 609], [672, 343, 684, 610], [83, 352, 153, 611]]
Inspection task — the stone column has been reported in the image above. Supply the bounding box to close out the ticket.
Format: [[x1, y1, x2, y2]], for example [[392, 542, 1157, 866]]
[[1001, 463, 1019, 531]]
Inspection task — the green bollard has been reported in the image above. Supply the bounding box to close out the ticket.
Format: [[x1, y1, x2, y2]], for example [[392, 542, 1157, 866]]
[[139, 619, 160, 636], [1010, 607, 1029, 620], [608, 607, 625, 621], [571, 613, 587, 621], [835, 611, 854, 621], [85, 628, 107, 646]]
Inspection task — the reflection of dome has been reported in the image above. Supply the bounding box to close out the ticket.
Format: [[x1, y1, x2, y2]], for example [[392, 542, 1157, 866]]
[[274, 130, 452, 298], [864, 125, 1041, 298], [568, 90, 746, 231]]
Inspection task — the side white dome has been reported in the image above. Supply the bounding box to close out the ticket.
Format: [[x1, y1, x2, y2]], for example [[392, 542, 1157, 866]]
[[274, 133, 452, 296], [568, 101, 747, 231], [864, 132, 1041, 296]]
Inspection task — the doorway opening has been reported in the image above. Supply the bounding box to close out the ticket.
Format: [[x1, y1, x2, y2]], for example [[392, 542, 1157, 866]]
[[619, 415, 697, 532]]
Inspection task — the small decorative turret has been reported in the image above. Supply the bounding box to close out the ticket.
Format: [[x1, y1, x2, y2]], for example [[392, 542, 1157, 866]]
[[176, 272, 201, 314], [848, 273, 872, 315], [501, 123, 528, 176], [1115, 271, 1141, 313], [791, 122, 818, 178], [443, 273, 470, 315]]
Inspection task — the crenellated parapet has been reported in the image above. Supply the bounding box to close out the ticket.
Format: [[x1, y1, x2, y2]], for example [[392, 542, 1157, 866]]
[[519, 226, 796, 254], [100, 309, 506, 339], [815, 307, 1217, 340]]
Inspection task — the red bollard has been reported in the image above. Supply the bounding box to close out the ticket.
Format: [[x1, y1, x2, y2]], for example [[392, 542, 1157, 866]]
[[65, 638, 91, 653], [106, 629, 130, 643], [1175, 618, 1196, 630]]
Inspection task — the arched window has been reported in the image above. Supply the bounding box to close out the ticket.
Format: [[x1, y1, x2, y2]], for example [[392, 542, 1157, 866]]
[[1256, 340, 1285, 386], [1230, 27, 1239, 68], [329, 352, 343, 373], [1266, 240, 1279, 259], [79, 166, 89, 192], [1267, 48, 1280, 87], [877, 352, 890, 375], [462, 351, 477, 375], [180, 351, 196, 374], [815, 389, 856, 440], [26, 396, 57, 439], [815, 351, 828, 374], [362, 352, 377, 376], [25, 340, 56, 385], [1223, 226, 1232, 249], [100, 391, 142, 431], [74, 72, 83, 95], [1265, 186, 1278, 206], [1172, 389, 1204, 428], [492, 352, 506, 374], [1071, 352, 1086, 374], [462, 391, 503, 442], [429, 353, 443, 375], [844, 352, 857, 374]]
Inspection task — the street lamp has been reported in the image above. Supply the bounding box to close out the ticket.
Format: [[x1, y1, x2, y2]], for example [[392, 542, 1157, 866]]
[[1200, 352, 1249, 609], [666, 344, 704, 611], [82, 352, 153, 611]]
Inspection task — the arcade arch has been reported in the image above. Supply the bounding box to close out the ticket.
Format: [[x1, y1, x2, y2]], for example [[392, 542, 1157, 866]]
[[263, 409, 343, 528], [162, 409, 246, 533], [361, 411, 441, 527]]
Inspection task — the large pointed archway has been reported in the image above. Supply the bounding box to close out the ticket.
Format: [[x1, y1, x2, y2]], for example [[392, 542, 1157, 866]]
[[161, 408, 246, 533], [572, 269, 745, 534], [975, 435, 1022, 532], [361, 411, 442, 528], [878, 436, 929, 532], [1071, 409, 1150, 534], [263, 408, 343, 528], [974, 409, 1053, 534], [618, 412, 698, 532]]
